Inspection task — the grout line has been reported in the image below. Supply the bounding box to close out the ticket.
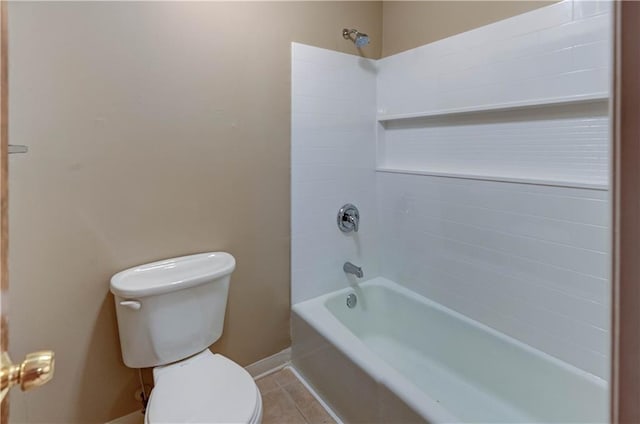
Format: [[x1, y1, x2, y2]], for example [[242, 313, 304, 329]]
[[271, 367, 339, 424], [278, 384, 313, 424], [253, 363, 288, 381], [258, 384, 282, 396], [271, 368, 314, 424], [286, 366, 344, 424], [247, 348, 292, 379]]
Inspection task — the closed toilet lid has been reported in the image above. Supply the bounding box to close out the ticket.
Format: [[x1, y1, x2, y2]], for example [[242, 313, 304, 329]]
[[146, 350, 261, 424]]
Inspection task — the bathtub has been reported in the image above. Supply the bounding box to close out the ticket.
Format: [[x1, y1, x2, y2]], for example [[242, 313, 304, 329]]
[[291, 277, 607, 423]]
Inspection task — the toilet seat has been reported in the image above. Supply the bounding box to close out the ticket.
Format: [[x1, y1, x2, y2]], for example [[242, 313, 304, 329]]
[[145, 349, 262, 424]]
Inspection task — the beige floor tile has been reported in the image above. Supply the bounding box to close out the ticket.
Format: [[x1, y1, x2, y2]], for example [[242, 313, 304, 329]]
[[261, 388, 308, 424], [256, 372, 280, 394], [274, 367, 299, 387], [282, 381, 336, 424]]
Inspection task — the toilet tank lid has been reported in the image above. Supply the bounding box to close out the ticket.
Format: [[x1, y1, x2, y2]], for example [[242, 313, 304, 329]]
[[110, 252, 236, 298]]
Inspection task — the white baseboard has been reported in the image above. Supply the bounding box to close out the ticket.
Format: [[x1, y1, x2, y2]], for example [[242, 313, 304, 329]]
[[245, 347, 291, 379], [105, 409, 144, 424]]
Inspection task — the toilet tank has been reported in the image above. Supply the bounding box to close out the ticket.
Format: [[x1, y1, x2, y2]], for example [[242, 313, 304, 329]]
[[110, 252, 236, 368]]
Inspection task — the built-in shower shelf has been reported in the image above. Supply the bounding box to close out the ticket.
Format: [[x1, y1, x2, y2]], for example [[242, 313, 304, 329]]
[[375, 167, 608, 191], [376, 92, 608, 122]]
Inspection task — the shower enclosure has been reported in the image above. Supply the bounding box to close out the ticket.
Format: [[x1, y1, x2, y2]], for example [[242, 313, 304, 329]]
[[290, 1, 612, 422]]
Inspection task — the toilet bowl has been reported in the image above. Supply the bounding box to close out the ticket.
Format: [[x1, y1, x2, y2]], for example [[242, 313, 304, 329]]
[[145, 350, 262, 424], [110, 252, 261, 424]]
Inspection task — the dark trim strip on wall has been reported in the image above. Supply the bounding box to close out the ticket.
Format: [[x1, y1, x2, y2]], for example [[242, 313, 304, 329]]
[[611, 1, 640, 422]]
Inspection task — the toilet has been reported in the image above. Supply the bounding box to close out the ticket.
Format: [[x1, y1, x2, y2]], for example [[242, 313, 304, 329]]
[[110, 252, 262, 424]]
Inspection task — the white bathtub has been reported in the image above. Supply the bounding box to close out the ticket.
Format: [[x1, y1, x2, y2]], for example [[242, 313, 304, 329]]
[[292, 277, 607, 423]]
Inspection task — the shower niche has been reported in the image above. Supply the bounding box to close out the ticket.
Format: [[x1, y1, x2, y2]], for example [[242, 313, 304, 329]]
[[376, 96, 609, 190]]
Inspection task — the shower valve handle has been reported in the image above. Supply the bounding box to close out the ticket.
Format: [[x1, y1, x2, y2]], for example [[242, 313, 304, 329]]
[[337, 204, 360, 233]]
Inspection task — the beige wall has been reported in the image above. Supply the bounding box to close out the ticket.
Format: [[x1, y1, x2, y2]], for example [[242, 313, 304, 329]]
[[7, 2, 381, 422], [382, 1, 556, 57]]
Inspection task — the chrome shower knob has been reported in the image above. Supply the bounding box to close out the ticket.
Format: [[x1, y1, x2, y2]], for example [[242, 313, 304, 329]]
[[337, 204, 360, 233]]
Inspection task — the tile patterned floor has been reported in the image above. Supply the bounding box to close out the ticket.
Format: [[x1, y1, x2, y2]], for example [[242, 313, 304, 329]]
[[257, 368, 336, 424]]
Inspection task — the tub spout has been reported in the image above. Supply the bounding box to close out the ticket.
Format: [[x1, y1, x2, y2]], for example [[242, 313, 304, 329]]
[[343, 262, 363, 278]]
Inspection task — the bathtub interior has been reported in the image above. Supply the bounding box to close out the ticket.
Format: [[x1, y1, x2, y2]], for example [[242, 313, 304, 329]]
[[323, 280, 607, 423]]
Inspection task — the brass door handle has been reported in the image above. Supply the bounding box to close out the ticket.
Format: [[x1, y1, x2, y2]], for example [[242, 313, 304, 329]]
[[0, 351, 54, 400]]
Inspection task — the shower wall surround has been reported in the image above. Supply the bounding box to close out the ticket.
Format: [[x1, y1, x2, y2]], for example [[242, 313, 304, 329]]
[[291, 44, 378, 304], [376, 0, 611, 380], [292, 0, 611, 379]]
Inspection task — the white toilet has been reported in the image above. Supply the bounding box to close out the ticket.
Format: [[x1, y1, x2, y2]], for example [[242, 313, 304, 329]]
[[110, 252, 262, 424]]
